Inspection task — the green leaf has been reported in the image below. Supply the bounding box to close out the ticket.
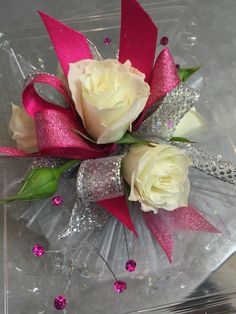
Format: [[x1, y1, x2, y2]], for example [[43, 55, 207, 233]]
[[0, 160, 79, 204], [117, 132, 149, 145], [169, 136, 195, 143], [178, 66, 201, 82]]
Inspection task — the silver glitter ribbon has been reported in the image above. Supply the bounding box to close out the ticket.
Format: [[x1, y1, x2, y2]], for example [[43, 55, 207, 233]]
[[178, 143, 236, 185], [138, 83, 236, 186], [139, 84, 200, 139], [60, 156, 125, 237]]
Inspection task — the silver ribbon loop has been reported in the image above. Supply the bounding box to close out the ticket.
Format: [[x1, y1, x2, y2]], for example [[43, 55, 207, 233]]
[[76, 155, 125, 202], [139, 83, 200, 139], [60, 156, 125, 237]]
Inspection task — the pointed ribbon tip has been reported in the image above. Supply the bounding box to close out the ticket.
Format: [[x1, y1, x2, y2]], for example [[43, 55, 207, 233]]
[[119, 0, 158, 83], [98, 196, 138, 237], [143, 206, 219, 263], [38, 11, 93, 77], [134, 47, 180, 129]]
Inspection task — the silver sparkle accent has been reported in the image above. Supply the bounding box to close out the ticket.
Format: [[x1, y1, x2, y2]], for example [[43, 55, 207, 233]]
[[139, 84, 200, 139], [76, 155, 125, 202], [31, 157, 64, 169], [60, 156, 125, 237], [175, 143, 236, 185], [59, 201, 110, 238]]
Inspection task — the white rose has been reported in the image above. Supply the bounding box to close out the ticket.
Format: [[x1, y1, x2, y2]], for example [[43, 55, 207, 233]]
[[68, 59, 150, 144], [9, 104, 37, 152], [173, 107, 207, 137], [122, 144, 192, 213]]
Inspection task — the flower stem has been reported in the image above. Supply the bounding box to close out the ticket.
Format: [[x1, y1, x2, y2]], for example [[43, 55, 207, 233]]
[[57, 159, 80, 176]]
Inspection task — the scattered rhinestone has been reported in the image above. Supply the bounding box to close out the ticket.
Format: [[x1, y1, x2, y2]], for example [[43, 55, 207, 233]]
[[103, 37, 112, 45], [54, 295, 67, 310], [114, 281, 127, 293], [160, 36, 169, 46], [32, 244, 45, 257], [52, 195, 63, 206], [125, 260, 137, 272]]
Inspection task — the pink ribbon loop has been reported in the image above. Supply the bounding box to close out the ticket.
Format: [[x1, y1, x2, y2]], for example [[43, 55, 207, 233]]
[[143, 206, 220, 263], [0, 73, 115, 159], [134, 48, 180, 129]]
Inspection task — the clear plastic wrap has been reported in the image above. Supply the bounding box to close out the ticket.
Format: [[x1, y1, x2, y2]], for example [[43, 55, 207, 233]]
[[1, 1, 236, 313]]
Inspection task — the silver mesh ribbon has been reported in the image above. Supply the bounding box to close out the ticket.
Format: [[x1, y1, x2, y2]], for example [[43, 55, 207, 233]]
[[138, 82, 236, 185], [139, 84, 200, 139], [60, 156, 125, 238], [177, 143, 236, 185], [76, 155, 124, 202]]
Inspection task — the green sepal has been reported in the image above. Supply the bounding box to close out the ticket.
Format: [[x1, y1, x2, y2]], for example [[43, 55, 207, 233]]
[[178, 66, 201, 82], [169, 136, 195, 143], [117, 132, 149, 145], [0, 159, 79, 204]]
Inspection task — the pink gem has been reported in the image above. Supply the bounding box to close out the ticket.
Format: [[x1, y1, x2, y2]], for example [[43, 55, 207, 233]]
[[54, 295, 67, 310], [166, 119, 174, 129], [114, 280, 127, 293], [52, 195, 63, 206], [160, 36, 169, 46], [103, 37, 112, 45], [32, 244, 45, 257], [125, 260, 137, 272], [176, 64, 180, 69]]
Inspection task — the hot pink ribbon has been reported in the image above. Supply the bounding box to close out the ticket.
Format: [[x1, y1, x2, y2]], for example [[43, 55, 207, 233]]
[[0, 73, 115, 159], [143, 206, 220, 263]]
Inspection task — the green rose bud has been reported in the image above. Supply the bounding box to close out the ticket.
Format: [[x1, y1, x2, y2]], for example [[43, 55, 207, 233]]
[[0, 159, 79, 204]]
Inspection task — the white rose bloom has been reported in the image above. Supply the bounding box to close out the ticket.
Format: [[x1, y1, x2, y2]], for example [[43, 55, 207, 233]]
[[68, 59, 150, 144], [123, 144, 192, 213], [173, 107, 207, 137], [9, 104, 37, 152]]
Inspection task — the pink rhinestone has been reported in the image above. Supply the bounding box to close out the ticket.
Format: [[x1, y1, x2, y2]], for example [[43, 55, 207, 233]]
[[32, 244, 45, 257], [54, 295, 67, 310], [125, 260, 137, 272], [52, 195, 63, 206], [114, 281, 127, 293], [103, 37, 112, 45], [166, 119, 174, 129], [160, 36, 169, 46]]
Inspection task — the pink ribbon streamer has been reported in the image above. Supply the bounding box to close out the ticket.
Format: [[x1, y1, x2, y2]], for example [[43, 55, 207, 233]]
[[38, 11, 93, 77], [119, 0, 158, 83], [143, 206, 220, 263], [98, 196, 138, 237]]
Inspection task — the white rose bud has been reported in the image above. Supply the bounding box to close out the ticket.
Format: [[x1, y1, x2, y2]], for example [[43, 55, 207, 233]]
[[9, 104, 37, 152], [173, 106, 207, 137], [123, 144, 192, 213], [68, 59, 150, 144]]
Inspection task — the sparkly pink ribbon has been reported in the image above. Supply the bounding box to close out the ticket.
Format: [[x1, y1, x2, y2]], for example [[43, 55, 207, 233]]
[[143, 206, 220, 263], [134, 48, 180, 129], [0, 73, 115, 159], [38, 11, 93, 77]]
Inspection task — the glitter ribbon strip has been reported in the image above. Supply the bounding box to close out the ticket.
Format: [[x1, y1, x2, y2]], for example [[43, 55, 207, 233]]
[[61, 156, 137, 237], [143, 206, 220, 262], [139, 84, 200, 139]]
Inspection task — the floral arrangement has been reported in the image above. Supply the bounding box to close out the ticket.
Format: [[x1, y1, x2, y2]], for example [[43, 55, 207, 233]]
[[1, 0, 236, 311]]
